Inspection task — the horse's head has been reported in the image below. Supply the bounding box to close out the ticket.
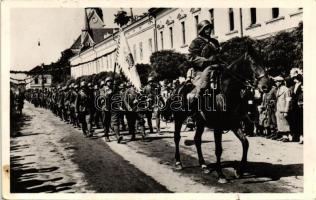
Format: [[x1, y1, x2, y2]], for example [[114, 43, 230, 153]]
[[243, 50, 271, 93]]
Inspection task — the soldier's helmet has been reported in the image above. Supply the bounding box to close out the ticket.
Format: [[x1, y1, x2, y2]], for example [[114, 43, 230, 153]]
[[197, 20, 213, 35], [126, 82, 132, 88], [105, 77, 113, 83], [119, 83, 125, 90], [147, 76, 154, 83], [100, 80, 105, 86], [80, 81, 86, 88]]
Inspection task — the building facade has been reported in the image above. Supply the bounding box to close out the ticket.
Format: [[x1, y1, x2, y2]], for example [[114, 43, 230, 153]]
[[28, 74, 52, 89], [70, 8, 303, 79]]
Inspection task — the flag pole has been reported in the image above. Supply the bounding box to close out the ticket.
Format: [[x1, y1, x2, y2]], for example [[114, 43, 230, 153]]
[[111, 28, 122, 91]]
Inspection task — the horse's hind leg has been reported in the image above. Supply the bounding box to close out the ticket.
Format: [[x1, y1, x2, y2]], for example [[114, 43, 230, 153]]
[[174, 113, 185, 170], [194, 122, 208, 173], [233, 128, 249, 178], [214, 129, 228, 183]]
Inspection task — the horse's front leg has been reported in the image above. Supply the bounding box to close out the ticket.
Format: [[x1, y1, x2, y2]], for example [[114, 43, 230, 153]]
[[174, 113, 184, 170], [194, 122, 209, 173], [214, 129, 228, 183], [233, 128, 249, 178]]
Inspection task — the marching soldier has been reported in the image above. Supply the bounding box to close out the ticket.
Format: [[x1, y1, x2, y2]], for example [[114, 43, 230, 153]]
[[57, 86, 64, 119], [69, 83, 78, 127], [118, 83, 127, 131], [73, 84, 81, 128], [142, 76, 165, 134], [93, 84, 102, 129], [99, 79, 112, 142], [99, 77, 123, 143], [64, 85, 71, 123], [122, 82, 146, 141], [75, 81, 94, 137]]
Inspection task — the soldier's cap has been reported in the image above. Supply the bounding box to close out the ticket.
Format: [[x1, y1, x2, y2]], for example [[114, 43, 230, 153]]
[[87, 83, 92, 87], [74, 84, 79, 89]]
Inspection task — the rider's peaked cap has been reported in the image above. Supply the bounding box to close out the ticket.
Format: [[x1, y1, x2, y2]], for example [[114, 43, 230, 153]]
[[197, 20, 214, 35]]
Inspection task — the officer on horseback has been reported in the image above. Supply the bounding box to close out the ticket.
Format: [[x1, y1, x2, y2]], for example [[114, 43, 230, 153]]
[[186, 20, 222, 103]]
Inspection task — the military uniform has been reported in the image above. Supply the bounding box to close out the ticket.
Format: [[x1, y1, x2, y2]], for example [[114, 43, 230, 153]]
[[122, 84, 146, 140], [187, 20, 221, 100], [64, 87, 71, 122], [142, 77, 164, 134], [69, 85, 78, 126], [75, 82, 94, 137], [99, 80, 113, 140]]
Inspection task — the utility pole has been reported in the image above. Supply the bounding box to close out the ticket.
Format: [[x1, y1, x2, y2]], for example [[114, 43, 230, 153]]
[[41, 63, 45, 90], [239, 8, 244, 38], [130, 8, 134, 22]]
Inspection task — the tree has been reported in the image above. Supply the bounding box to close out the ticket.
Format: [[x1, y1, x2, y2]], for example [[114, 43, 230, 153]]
[[150, 50, 188, 81], [261, 23, 302, 76], [135, 63, 153, 85], [114, 10, 131, 27], [219, 36, 260, 63]]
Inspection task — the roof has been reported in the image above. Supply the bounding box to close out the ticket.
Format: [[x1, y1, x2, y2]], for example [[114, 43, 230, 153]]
[[70, 35, 81, 50], [90, 28, 119, 43], [70, 28, 119, 53]]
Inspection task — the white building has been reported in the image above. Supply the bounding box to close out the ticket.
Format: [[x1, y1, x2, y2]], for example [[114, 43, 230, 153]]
[[70, 8, 303, 79]]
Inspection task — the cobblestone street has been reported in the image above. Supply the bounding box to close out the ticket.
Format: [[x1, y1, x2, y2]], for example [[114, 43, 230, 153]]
[[10, 102, 303, 193]]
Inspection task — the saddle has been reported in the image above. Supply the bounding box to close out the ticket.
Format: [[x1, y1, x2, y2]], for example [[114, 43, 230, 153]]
[[180, 81, 226, 112]]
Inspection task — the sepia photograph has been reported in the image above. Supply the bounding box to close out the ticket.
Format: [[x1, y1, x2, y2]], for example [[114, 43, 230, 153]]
[[2, 0, 315, 199]]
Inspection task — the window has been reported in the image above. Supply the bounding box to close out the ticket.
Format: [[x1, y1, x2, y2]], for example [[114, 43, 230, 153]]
[[209, 9, 215, 35], [194, 15, 199, 36], [42, 77, 47, 84], [148, 38, 153, 53], [34, 77, 38, 84], [139, 42, 143, 61], [250, 8, 257, 25], [229, 8, 235, 31], [160, 31, 164, 50], [272, 8, 279, 19], [181, 21, 186, 45], [169, 27, 173, 48]]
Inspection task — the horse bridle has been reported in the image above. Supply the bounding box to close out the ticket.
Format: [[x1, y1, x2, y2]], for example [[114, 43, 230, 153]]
[[219, 53, 265, 89]]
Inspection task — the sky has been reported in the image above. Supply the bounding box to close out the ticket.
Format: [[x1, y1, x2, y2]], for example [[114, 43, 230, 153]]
[[10, 8, 148, 71]]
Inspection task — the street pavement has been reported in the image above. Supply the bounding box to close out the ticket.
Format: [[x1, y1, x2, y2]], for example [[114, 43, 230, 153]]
[[10, 102, 303, 193]]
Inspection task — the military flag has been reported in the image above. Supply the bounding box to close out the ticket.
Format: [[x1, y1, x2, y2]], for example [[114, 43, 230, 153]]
[[116, 31, 142, 91]]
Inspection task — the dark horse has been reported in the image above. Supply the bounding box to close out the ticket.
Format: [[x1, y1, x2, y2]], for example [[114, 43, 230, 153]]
[[169, 51, 270, 183]]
